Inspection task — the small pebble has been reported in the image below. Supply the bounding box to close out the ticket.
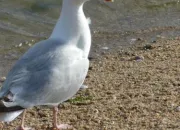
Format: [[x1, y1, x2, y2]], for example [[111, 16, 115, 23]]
[[101, 46, 109, 50], [25, 41, 29, 44], [143, 44, 154, 50], [130, 38, 137, 44], [19, 43, 22, 47], [80, 85, 88, 89], [137, 37, 143, 41], [120, 57, 126, 61], [0, 77, 6, 82], [151, 40, 156, 43], [156, 35, 165, 39], [88, 56, 95, 61], [135, 56, 144, 61], [38, 111, 47, 118], [93, 30, 99, 34], [89, 66, 93, 70], [176, 106, 180, 112]]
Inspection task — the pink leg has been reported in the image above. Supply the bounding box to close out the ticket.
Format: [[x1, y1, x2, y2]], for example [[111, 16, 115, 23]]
[[0, 122, 4, 129], [52, 106, 73, 130], [16, 110, 32, 130]]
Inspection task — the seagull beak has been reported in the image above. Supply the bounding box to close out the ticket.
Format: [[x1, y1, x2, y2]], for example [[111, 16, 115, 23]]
[[105, 0, 114, 2]]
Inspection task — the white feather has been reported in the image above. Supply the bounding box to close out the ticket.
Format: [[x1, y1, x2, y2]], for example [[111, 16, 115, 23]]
[[86, 17, 91, 25], [0, 0, 91, 122], [0, 110, 23, 122]]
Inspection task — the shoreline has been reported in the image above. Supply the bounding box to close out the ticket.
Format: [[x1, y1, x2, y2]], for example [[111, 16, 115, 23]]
[[1, 38, 180, 129]]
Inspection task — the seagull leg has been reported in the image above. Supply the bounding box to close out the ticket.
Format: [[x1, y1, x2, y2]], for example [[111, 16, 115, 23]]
[[16, 110, 32, 130], [52, 106, 73, 130], [0, 122, 4, 129]]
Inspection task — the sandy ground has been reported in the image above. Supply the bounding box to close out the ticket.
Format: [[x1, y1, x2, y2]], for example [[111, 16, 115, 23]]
[[1, 38, 180, 130]]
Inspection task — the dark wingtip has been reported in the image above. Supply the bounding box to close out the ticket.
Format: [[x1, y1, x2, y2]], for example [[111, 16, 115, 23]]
[[0, 106, 24, 113], [0, 100, 24, 113]]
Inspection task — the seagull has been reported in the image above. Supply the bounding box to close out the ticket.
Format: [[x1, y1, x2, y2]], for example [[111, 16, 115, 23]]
[[0, 0, 113, 129]]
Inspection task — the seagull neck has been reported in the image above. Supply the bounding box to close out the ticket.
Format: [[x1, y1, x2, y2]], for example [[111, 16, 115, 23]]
[[50, 0, 87, 42], [61, 0, 84, 14]]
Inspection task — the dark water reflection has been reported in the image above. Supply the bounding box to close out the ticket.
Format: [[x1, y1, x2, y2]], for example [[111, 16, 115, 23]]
[[0, 0, 180, 75]]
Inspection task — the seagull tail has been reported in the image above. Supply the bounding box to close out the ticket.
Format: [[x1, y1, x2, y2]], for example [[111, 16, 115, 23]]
[[0, 100, 24, 122]]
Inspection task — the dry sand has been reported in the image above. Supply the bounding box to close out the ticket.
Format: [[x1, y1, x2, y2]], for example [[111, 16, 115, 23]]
[[1, 38, 180, 130]]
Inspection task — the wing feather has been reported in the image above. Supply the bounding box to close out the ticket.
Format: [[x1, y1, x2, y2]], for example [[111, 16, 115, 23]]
[[0, 38, 88, 108]]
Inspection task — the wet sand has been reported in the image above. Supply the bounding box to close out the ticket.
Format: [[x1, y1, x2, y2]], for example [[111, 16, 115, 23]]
[[1, 38, 179, 130]]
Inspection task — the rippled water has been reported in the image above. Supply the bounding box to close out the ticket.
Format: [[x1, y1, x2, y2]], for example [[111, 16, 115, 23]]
[[1, 0, 180, 46], [0, 0, 180, 75]]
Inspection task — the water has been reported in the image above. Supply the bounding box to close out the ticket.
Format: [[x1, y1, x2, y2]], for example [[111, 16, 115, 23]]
[[0, 0, 180, 76]]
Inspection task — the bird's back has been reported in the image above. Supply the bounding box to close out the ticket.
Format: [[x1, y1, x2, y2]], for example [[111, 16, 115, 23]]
[[0, 38, 89, 108]]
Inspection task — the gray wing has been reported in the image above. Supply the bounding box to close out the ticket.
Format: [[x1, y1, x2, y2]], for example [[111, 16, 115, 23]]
[[0, 39, 62, 94], [0, 39, 89, 108]]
